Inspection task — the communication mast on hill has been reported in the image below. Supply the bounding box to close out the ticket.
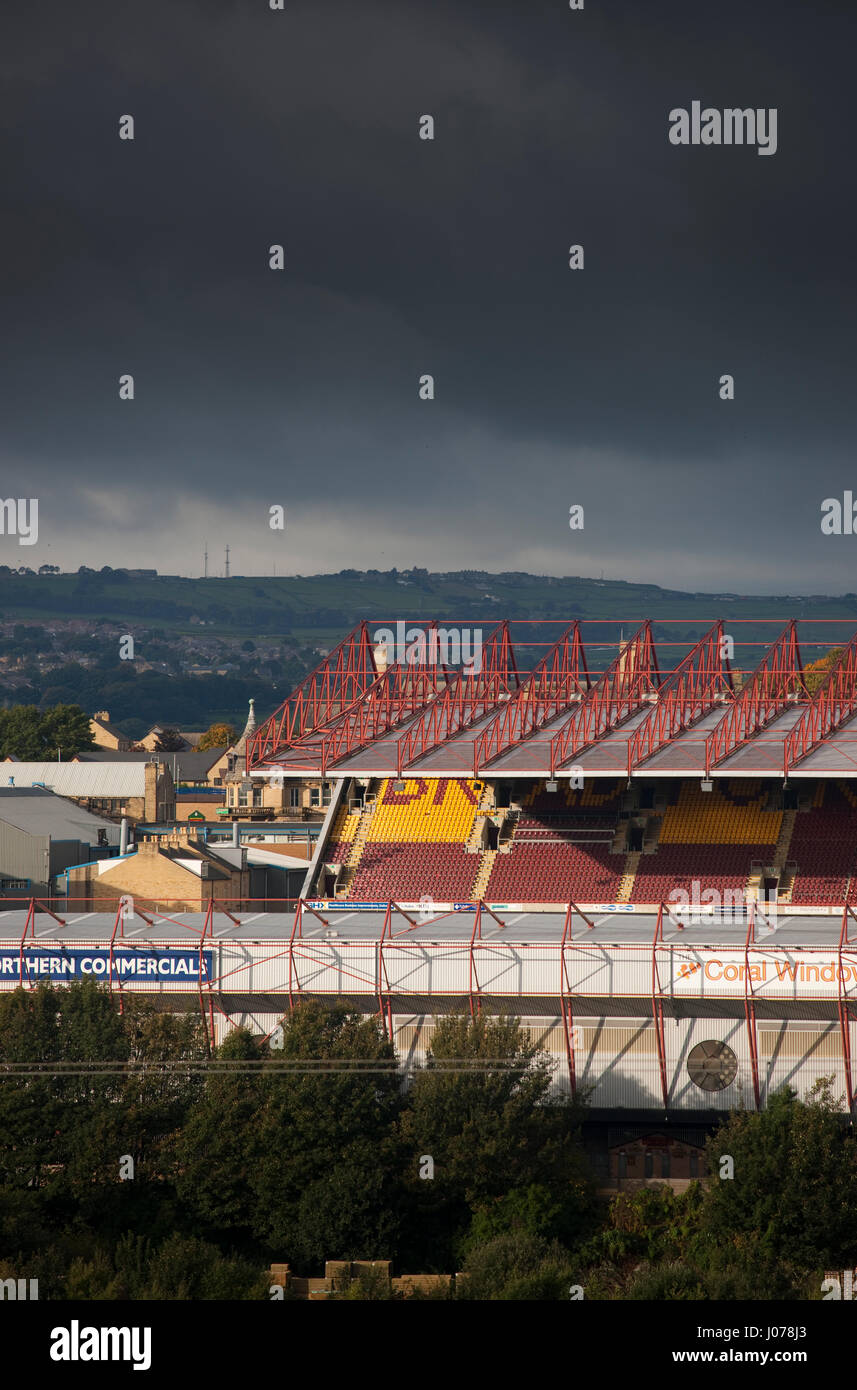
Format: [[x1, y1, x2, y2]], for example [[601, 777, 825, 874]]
[[203, 542, 208, 579], [225, 545, 230, 579]]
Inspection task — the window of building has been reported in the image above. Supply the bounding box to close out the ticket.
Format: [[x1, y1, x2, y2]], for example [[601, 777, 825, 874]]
[[290, 787, 300, 809], [238, 785, 250, 807], [644, 1151, 653, 1178], [322, 781, 332, 806], [660, 1152, 671, 1179], [310, 787, 320, 807]]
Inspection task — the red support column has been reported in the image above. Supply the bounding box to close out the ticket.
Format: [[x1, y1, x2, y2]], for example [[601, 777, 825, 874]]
[[838, 904, 856, 1114], [18, 899, 35, 990], [468, 903, 483, 1020], [651, 904, 669, 1111], [108, 901, 124, 1011], [197, 900, 216, 1052], [378, 903, 392, 1035], [560, 902, 576, 1097], [288, 900, 304, 1010], [743, 904, 761, 1111]]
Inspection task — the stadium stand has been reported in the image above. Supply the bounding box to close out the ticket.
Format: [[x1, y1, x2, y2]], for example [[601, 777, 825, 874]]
[[484, 841, 624, 902], [656, 782, 782, 845], [483, 780, 625, 901], [321, 773, 857, 909], [343, 778, 482, 900], [628, 783, 781, 905], [789, 782, 857, 904], [323, 804, 361, 865]]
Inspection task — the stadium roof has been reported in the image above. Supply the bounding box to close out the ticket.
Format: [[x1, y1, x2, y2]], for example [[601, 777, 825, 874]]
[[246, 618, 857, 781], [0, 905, 847, 947]]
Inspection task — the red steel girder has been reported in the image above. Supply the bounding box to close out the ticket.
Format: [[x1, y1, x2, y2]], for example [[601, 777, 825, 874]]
[[549, 620, 661, 775], [627, 620, 732, 775], [651, 903, 670, 1112], [559, 900, 596, 1097], [837, 903, 857, 1114], [704, 620, 805, 776], [318, 623, 451, 773], [247, 622, 378, 770], [783, 627, 857, 777], [472, 622, 590, 775], [743, 903, 761, 1111], [396, 622, 520, 773]]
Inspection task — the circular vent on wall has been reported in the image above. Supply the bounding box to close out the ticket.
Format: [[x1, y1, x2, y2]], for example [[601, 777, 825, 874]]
[[687, 1040, 738, 1092]]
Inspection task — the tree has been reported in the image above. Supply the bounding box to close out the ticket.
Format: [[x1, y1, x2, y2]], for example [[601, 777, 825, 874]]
[[174, 1028, 265, 1238], [702, 1081, 857, 1292], [804, 648, 845, 695], [247, 1001, 404, 1267], [197, 722, 237, 751], [0, 703, 93, 760], [65, 1233, 268, 1300], [40, 703, 94, 758], [0, 705, 45, 759], [153, 727, 185, 752], [397, 1014, 595, 1269], [459, 1231, 573, 1300]]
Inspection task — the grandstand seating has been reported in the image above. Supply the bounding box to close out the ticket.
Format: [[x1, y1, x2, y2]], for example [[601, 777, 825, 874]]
[[341, 778, 482, 900], [629, 845, 772, 906], [788, 784, 857, 904], [484, 842, 623, 902], [482, 780, 624, 900], [323, 804, 361, 865], [367, 778, 479, 842], [626, 783, 781, 905], [657, 783, 782, 845], [348, 842, 479, 901], [320, 775, 857, 907]]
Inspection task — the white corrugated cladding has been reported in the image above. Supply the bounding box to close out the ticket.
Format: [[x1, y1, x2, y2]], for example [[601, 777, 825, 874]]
[[182, 1006, 857, 1112], [2, 907, 856, 1113]]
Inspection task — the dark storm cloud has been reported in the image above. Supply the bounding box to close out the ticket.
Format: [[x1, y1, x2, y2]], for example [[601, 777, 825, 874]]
[[1, 0, 855, 590]]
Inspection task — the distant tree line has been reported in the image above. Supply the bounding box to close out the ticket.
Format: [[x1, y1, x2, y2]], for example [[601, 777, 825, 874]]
[[0, 661, 316, 743]]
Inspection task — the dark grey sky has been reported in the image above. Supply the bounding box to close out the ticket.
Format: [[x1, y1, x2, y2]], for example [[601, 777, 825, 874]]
[[3, 0, 855, 591]]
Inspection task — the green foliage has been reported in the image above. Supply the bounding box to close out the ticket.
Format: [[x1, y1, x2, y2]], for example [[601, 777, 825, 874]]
[[196, 722, 236, 751], [153, 727, 184, 752], [702, 1081, 857, 1274], [248, 1002, 404, 1265], [626, 1261, 708, 1300], [2, 982, 855, 1301], [398, 1014, 597, 1268], [334, 1267, 395, 1301], [0, 702, 94, 759], [460, 1231, 573, 1301], [65, 1233, 269, 1300]]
